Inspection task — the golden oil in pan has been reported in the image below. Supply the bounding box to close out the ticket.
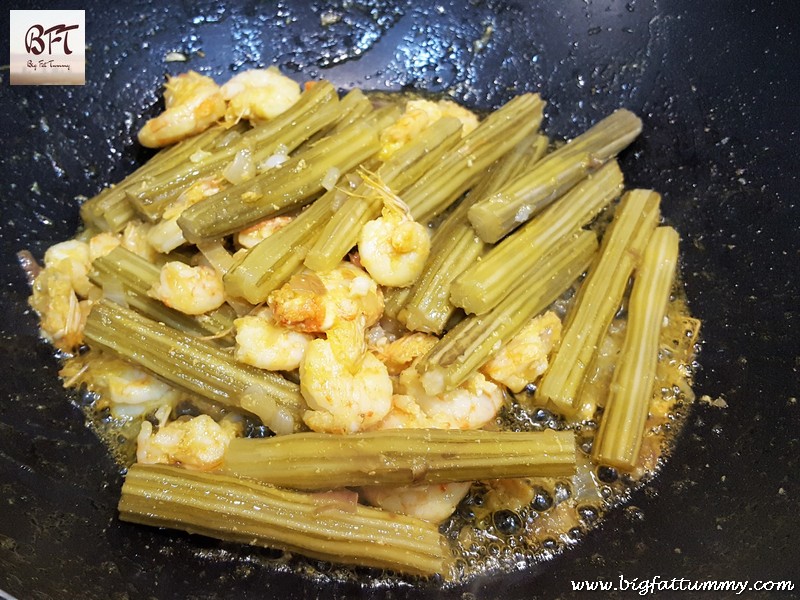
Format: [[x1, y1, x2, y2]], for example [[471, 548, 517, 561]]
[[440, 293, 700, 582]]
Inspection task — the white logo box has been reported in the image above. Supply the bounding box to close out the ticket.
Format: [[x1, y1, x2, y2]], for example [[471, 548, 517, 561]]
[[9, 9, 85, 85]]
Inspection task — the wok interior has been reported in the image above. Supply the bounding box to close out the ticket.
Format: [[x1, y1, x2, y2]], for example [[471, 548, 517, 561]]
[[0, 1, 796, 598]]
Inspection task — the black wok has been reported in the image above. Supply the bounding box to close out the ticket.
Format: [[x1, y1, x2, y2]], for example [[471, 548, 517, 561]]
[[1, 1, 797, 598]]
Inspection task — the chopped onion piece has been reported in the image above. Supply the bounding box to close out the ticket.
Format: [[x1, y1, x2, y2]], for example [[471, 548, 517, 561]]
[[223, 148, 256, 185], [197, 240, 234, 275], [572, 457, 604, 506], [101, 278, 129, 308], [215, 128, 241, 149], [344, 173, 362, 188], [258, 146, 289, 172], [322, 166, 340, 191], [190, 149, 212, 163], [164, 51, 187, 63], [147, 218, 186, 254], [240, 385, 296, 436], [17, 250, 41, 285]]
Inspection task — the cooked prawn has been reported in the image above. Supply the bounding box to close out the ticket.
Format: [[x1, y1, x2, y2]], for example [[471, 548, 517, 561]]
[[438, 99, 479, 134], [104, 362, 180, 407], [372, 331, 439, 375], [325, 313, 370, 375], [68, 355, 182, 419], [236, 215, 293, 249], [88, 232, 121, 261], [268, 262, 383, 333], [29, 269, 89, 351], [138, 71, 226, 148], [372, 332, 506, 431], [299, 337, 393, 434], [42, 239, 92, 297], [220, 67, 301, 125], [378, 98, 479, 160], [360, 481, 472, 524], [371, 394, 432, 429], [398, 367, 506, 430], [136, 406, 239, 471], [357, 171, 430, 288], [234, 306, 314, 371], [28, 239, 98, 351], [481, 311, 562, 393], [149, 261, 225, 315]]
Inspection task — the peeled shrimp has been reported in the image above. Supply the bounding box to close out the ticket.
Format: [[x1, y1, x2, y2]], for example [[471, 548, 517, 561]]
[[77, 356, 181, 419], [220, 67, 301, 125], [136, 406, 239, 471], [372, 392, 487, 431], [149, 261, 225, 315], [269, 263, 387, 425], [104, 362, 180, 407], [389, 330, 507, 429], [438, 99, 479, 135], [234, 306, 314, 371], [370, 394, 433, 429], [42, 239, 92, 297], [268, 262, 383, 333], [481, 311, 562, 393], [378, 98, 479, 160], [28, 239, 97, 350], [360, 481, 472, 524], [88, 232, 121, 261], [29, 269, 89, 351], [379, 99, 441, 160], [372, 332, 439, 375], [236, 215, 293, 249], [138, 71, 226, 148], [357, 172, 430, 288], [299, 338, 393, 434], [398, 367, 505, 430]]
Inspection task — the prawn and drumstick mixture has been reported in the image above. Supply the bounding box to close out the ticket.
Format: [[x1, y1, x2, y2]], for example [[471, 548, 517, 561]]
[[23, 68, 700, 580]]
